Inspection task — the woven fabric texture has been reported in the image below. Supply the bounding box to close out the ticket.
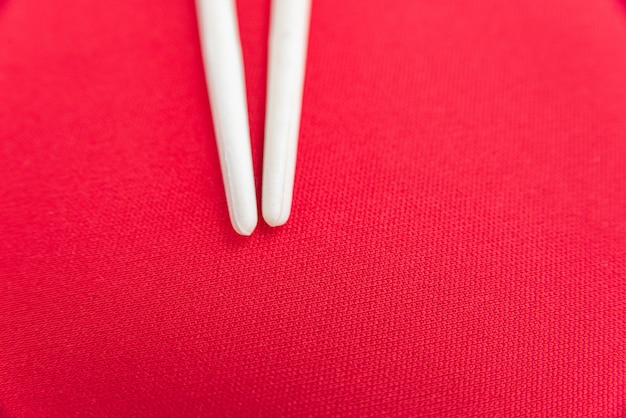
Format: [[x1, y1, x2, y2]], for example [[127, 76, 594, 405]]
[[1, 0, 625, 416]]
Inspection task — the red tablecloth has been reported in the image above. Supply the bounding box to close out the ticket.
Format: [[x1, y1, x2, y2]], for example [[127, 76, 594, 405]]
[[1, 0, 625, 416]]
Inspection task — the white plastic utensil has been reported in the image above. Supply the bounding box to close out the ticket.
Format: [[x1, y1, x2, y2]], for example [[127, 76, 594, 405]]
[[196, 0, 258, 235], [262, 0, 312, 227], [196, 0, 311, 233]]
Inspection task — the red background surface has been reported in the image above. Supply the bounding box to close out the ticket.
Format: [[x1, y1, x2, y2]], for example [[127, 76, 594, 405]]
[[1, 0, 625, 416]]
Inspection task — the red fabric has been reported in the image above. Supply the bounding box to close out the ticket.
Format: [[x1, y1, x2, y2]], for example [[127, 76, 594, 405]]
[[1, 0, 625, 416]]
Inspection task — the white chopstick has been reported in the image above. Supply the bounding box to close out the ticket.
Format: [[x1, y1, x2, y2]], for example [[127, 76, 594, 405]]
[[262, 0, 312, 227], [196, 0, 258, 235]]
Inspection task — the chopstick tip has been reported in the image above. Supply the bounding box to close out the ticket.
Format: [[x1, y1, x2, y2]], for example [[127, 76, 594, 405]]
[[262, 203, 290, 227], [232, 212, 258, 236]]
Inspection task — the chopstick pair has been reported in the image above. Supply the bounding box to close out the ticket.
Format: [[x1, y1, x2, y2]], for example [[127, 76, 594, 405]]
[[196, 0, 311, 235]]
